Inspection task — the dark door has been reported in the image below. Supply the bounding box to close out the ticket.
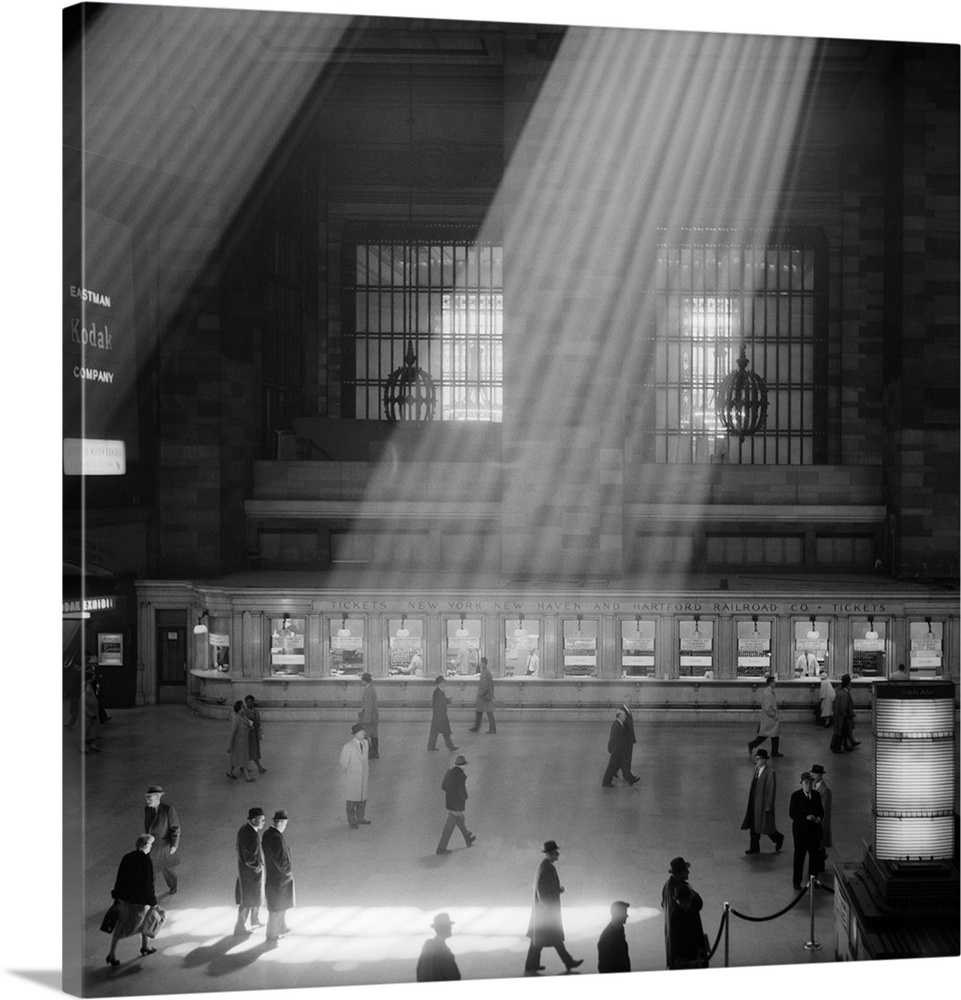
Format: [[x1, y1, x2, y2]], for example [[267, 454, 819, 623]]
[[156, 625, 187, 703]]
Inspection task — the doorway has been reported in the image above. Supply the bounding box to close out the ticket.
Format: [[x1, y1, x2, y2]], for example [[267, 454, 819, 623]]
[[156, 619, 187, 703]]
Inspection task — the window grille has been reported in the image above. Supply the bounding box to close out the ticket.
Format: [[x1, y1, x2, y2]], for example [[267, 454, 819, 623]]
[[644, 228, 827, 464], [342, 224, 503, 422]]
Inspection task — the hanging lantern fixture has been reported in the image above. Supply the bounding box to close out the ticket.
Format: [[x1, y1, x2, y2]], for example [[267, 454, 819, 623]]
[[716, 343, 768, 441]]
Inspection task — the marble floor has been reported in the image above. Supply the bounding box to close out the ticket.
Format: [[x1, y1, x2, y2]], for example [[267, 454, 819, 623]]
[[60, 704, 936, 1000]]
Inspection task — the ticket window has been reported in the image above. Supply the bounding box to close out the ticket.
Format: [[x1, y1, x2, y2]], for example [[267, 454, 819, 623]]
[[909, 620, 943, 678], [794, 619, 828, 677], [387, 617, 426, 676], [679, 618, 714, 677], [270, 616, 306, 675], [621, 619, 656, 677], [446, 617, 482, 676], [209, 632, 231, 673], [329, 617, 366, 676], [562, 617, 598, 677], [736, 619, 771, 678], [505, 618, 541, 677], [852, 618, 886, 678]]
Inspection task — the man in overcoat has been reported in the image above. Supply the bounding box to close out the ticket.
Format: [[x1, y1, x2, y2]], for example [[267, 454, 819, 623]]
[[143, 785, 181, 893], [747, 675, 783, 756], [809, 763, 832, 875], [358, 673, 380, 758], [789, 772, 824, 890], [524, 840, 583, 974], [661, 856, 702, 968], [741, 749, 784, 854], [830, 674, 860, 752], [340, 722, 371, 828], [596, 900, 631, 973], [469, 657, 496, 733], [428, 676, 458, 751], [234, 807, 266, 935], [416, 912, 461, 981], [244, 695, 267, 774], [436, 755, 476, 854], [601, 709, 640, 787], [263, 809, 294, 942]]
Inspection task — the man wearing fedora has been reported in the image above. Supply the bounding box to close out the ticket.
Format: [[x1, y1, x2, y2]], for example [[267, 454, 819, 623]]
[[416, 912, 461, 981], [524, 840, 583, 974], [741, 749, 784, 854], [661, 856, 703, 969], [428, 675, 458, 752], [788, 772, 824, 890], [143, 785, 181, 894], [263, 809, 294, 943], [596, 900, 631, 973], [234, 807, 266, 936], [436, 755, 476, 854], [340, 723, 371, 829], [809, 764, 832, 875]]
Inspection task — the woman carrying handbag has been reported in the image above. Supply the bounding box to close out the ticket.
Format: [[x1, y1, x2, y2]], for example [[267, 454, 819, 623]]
[[104, 833, 160, 967]]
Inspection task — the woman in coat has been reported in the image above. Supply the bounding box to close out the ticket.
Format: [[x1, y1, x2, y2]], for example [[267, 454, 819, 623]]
[[227, 700, 253, 781], [105, 834, 158, 966], [818, 671, 836, 727]]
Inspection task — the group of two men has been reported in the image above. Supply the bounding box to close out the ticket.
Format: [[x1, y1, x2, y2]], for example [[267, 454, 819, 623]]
[[234, 807, 295, 942]]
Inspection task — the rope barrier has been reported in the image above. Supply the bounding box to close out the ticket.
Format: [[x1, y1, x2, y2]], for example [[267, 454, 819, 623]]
[[706, 907, 727, 961], [729, 884, 808, 921]]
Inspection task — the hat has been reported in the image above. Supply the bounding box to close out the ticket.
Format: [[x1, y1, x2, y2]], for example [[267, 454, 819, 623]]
[[145, 785, 164, 794], [272, 810, 288, 821], [542, 839, 560, 853], [248, 807, 265, 820], [610, 900, 630, 913], [454, 755, 468, 766], [435, 675, 445, 684], [431, 912, 454, 930], [361, 672, 372, 683], [754, 748, 769, 759], [810, 764, 825, 775], [800, 772, 813, 782], [351, 722, 366, 733], [669, 856, 691, 875]]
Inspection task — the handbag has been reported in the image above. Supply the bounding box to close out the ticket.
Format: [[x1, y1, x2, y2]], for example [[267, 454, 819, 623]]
[[142, 905, 166, 939], [100, 901, 119, 934]]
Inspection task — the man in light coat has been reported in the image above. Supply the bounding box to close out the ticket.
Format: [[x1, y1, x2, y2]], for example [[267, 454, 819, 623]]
[[143, 785, 181, 894], [358, 673, 380, 758], [818, 671, 836, 727], [747, 675, 783, 756], [741, 749, 784, 854], [428, 676, 458, 751], [263, 809, 294, 942], [809, 764, 832, 874], [234, 807, 266, 935], [340, 723, 371, 829], [469, 657, 496, 733], [524, 840, 583, 974]]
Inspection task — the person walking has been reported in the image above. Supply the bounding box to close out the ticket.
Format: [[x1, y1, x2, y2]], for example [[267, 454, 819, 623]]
[[83, 669, 103, 753], [143, 785, 181, 894], [428, 675, 458, 752], [830, 674, 860, 753], [263, 809, 294, 943], [416, 912, 461, 981], [469, 657, 496, 733], [788, 772, 824, 890], [105, 833, 159, 967], [818, 670, 836, 728], [358, 673, 380, 759], [234, 807, 266, 935], [340, 722, 371, 829], [747, 675, 783, 756], [524, 840, 583, 974], [244, 695, 268, 774], [660, 857, 703, 969], [741, 749, 784, 854], [227, 700, 254, 781], [809, 763, 832, 875], [596, 900, 631, 973], [601, 708, 640, 787], [436, 755, 476, 855]]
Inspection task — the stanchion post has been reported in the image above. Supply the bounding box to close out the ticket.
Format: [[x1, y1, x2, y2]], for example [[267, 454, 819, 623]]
[[723, 901, 730, 967], [803, 875, 821, 951]]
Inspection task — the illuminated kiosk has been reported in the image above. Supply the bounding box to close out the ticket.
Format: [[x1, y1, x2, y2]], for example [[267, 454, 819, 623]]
[[834, 681, 959, 960]]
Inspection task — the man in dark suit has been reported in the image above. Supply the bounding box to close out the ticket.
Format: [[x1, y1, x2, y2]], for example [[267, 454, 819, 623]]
[[789, 772, 824, 890], [524, 840, 583, 974], [263, 809, 294, 943], [741, 749, 784, 854], [597, 900, 631, 973], [416, 912, 461, 981], [143, 785, 181, 894], [428, 676, 458, 751], [601, 709, 640, 787], [234, 807, 266, 936], [436, 756, 476, 854], [469, 658, 496, 733]]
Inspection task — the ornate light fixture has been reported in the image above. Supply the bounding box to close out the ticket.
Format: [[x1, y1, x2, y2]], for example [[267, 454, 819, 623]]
[[455, 615, 469, 638], [337, 616, 350, 638], [716, 343, 768, 441], [806, 617, 820, 641], [193, 610, 209, 635], [514, 616, 527, 639], [396, 616, 410, 639], [865, 617, 879, 641], [383, 340, 437, 422]]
